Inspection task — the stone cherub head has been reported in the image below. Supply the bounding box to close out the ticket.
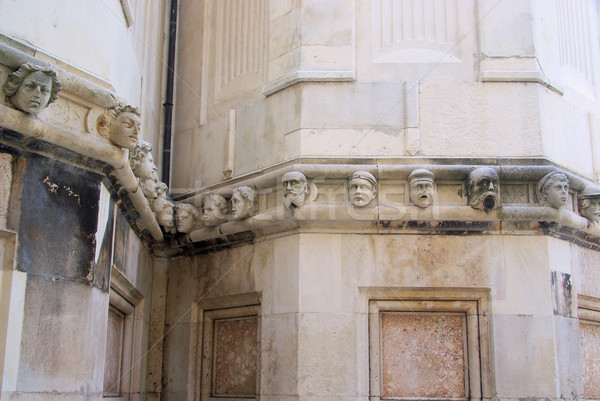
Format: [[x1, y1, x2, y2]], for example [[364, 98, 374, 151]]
[[174, 202, 202, 233], [348, 171, 377, 207], [537, 171, 569, 209], [156, 200, 176, 233], [130, 140, 158, 181], [282, 171, 308, 209], [202, 194, 229, 227], [578, 186, 600, 223], [408, 169, 435, 208], [468, 167, 500, 211], [231, 186, 257, 220], [97, 103, 141, 150], [3, 63, 62, 116]]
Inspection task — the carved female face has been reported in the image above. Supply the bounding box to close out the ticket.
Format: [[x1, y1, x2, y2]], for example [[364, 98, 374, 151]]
[[110, 112, 140, 149], [175, 207, 197, 233], [133, 151, 158, 180], [348, 178, 376, 207], [410, 180, 434, 208], [231, 191, 249, 219], [546, 180, 569, 209], [202, 197, 228, 227], [11, 71, 53, 115]]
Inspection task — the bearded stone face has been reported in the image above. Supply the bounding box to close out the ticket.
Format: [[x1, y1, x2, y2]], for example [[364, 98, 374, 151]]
[[282, 172, 308, 208], [468, 168, 499, 211]]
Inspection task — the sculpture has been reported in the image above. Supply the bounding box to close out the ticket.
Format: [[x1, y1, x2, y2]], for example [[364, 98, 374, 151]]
[[467, 167, 500, 211], [130, 140, 158, 180], [231, 186, 257, 219], [202, 194, 229, 227], [3, 63, 61, 116], [156, 200, 176, 234], [408, 169, 434, 208], [578, 187, 600, 222], [282, 171, 308, 209], [97, 104, 141, 150], [348, 171, 377, 207], [151, 182, 169, 213], [537, 171, 569, 209], [174, 202, 202, 233]]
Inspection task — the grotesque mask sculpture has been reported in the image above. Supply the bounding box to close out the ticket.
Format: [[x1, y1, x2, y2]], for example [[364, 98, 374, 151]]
[[408, 169, 435, 208], [174, 202, 202, 233], [468, 167, 500, 211], [537, 171, 569, 209], [202, 194, 229, 227], [348, 171, 377, 207], [282, 171, 308, 209], [231, 186, 256, 220], [97, 104, 141, 150], [578, 187, 600, 222], [3, 63, 61, 116]]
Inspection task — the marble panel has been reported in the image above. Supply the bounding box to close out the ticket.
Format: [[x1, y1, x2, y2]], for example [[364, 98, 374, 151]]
[[214, 317, 258, 396], [380, 312, 466, 398], [580, 322, 600, 399]]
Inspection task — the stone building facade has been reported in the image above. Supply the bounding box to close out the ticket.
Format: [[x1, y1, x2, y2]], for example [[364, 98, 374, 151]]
[[1, 1, 600, 401]]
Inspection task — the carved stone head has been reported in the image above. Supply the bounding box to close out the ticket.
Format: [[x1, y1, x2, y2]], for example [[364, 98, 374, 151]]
[[282, 171, 308, 208], [578, 186, 600, 222], [408, 169, 435, 208], [231, 186, 256, 220], [348, 171, 377, 207], [174, 202, 202, 233], [3, 63, 61, 116], [151, 182, 169, 213], [140, 178, 159, 199], [98, 104, 141, 149], [202, 194, 229, 227], [468, 167, 500, 211], [156, 200, 175, 229], [130, 140, 158, 181], [537, 171, 569, 209]]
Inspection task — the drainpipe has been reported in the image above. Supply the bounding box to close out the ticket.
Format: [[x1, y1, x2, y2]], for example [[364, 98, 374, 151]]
[[162, 0, 178, 188]]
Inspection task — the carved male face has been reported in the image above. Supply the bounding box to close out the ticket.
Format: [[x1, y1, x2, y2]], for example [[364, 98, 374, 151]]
[[468, 168, 499, 211], [580, 197, 600, 222], [156, 202, 174, 228], [410, 179, 434, 208], [11, 71, 53, 116], [348, 177, 376, 207], [133, 151, 158, 181], [282, 172, 308, 208], [110, 112, 140, 149], [202, 196, 228, 227], [545, 178, 569, 209], [140, 178, 158, 199]]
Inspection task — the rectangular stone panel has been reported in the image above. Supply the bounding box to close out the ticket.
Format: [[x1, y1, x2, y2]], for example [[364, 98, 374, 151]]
[[213, 316, 259, 397], [380, 312, 466, 399], [580, 322, 600, 398], [103, 306, 125, 397]]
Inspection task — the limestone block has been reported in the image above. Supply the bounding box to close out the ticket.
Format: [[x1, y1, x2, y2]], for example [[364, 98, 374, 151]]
[[0, 153, 12, 231], [301, 0, 353, 47], [297, 312, 357, 397], [199, 245, 257, 298], [261, 313, 299, 396], [164, 257, 195, 325], [299, 234, 342, 313], [493, 314, 557, 397], [478, 0, 535, 57], [420, 82, 542, 157], [580, 321, 600, 398], [269, 10, 302, 61], [269, 0, 293, 21], [553, 316, 582, 398], [170, 127, 194, 193], [161, 323, 192, 397], [493, 236, 552, 315], [273, 235, 300, 314], [573, 246, 600, 298]]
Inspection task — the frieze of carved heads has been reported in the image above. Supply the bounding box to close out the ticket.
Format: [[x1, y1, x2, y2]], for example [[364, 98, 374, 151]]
[[409, 169, 434, 208], [231, 186, 257, 220], [348, 171, 377, 207], [468, 167, 500, 211], [202, 194, 229, 227], [174, 202, 202, 234], [282, 171, 308, 209], [578, 186, 600, 222], [97, 103, 141, 150], [3, 63, 62, 116], [537, 171, 569, 209]]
